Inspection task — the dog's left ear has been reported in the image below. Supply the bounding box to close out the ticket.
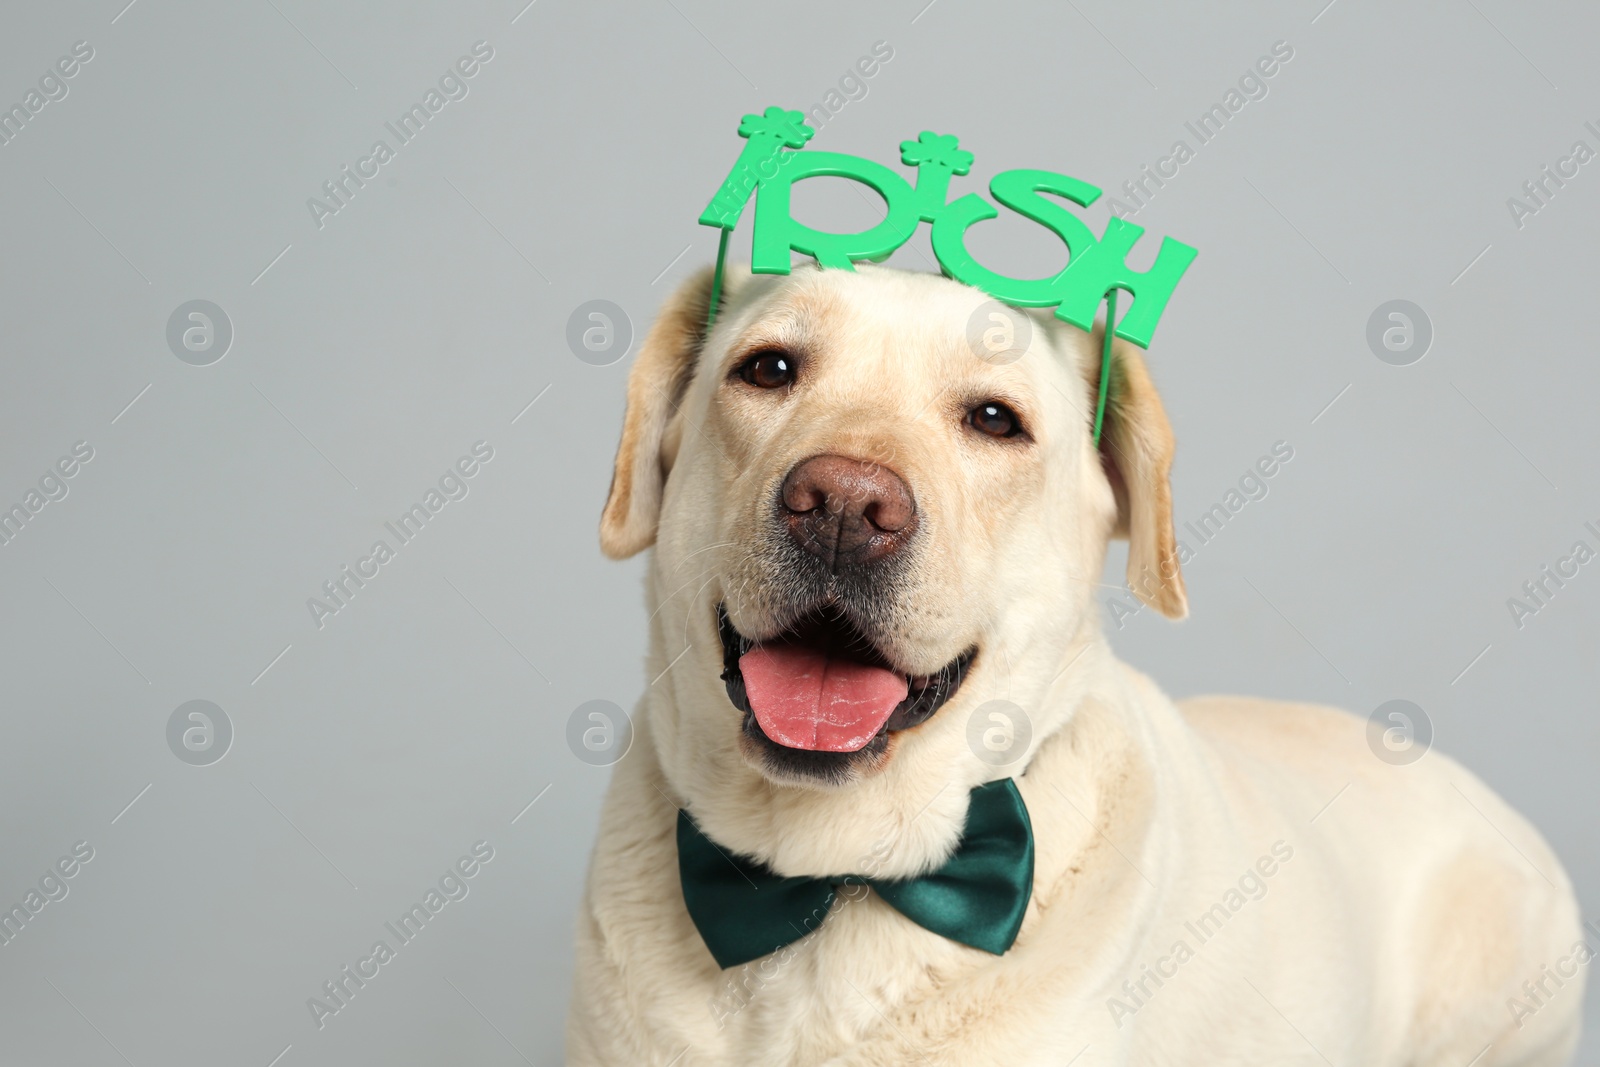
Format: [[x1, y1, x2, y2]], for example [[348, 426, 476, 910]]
[[599, 266, 717, 559], [1096, 335, 1188, 619]]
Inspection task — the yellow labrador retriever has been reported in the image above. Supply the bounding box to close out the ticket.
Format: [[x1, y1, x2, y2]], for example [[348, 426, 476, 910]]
[[568, 264, 1585, 1066]]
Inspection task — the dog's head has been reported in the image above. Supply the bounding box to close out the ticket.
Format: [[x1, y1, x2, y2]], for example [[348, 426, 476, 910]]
[[600, 264, 1184, 872]]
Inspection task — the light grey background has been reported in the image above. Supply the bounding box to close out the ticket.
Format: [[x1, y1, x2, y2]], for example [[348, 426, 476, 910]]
[[0, 1, 1594, 1064]]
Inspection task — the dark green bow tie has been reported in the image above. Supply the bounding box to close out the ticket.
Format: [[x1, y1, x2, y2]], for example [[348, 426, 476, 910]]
[[677, 778, 1034, 969]]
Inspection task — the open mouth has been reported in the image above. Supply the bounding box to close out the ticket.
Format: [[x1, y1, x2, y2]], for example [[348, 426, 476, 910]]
[[718, 603, 974, 777]]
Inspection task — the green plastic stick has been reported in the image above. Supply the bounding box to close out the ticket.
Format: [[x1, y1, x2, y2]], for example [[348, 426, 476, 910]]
[[706, 227, 730, 333], [1092, 288, 1118, 446]]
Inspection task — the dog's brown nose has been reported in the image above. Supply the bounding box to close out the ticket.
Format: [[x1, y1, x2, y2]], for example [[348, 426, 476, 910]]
[[780, 454, 917, 567]]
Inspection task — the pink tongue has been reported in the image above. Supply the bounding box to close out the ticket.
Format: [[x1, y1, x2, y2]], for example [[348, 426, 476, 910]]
[[740, 643, 909, 753]]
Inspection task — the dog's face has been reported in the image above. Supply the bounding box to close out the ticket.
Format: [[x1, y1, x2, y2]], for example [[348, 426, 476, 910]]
[[601, 265, 1185, 870]]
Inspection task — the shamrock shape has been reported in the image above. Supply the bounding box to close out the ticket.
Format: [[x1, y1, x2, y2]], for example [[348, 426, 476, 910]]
[[900, 131, 974, 175], [738, 107, 814, 149]]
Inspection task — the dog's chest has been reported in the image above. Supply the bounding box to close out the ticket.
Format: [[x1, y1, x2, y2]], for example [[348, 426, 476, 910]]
[[698, 893, 963, 1064]]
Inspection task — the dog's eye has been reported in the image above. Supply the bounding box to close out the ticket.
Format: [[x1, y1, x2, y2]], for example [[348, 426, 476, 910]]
[[968, 401, 1022, 438], [737, 350, 796, 389]]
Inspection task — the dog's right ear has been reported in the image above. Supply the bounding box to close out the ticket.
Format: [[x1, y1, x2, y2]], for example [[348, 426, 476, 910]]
[[599, 266, 718, 559], [1095, 334, 1189, 620]]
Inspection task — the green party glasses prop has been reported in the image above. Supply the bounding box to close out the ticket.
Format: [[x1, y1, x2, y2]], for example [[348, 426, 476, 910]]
[[697, 107, 1199, 444]]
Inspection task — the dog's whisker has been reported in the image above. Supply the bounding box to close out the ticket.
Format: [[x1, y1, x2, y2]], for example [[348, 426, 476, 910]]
[[670, 539, 738, 576], [682, 574, 721, 647], [649, 564, 720, 624]]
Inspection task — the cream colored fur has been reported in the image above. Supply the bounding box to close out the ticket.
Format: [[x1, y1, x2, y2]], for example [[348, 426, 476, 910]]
[[568, 264, 1585, 1066]]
